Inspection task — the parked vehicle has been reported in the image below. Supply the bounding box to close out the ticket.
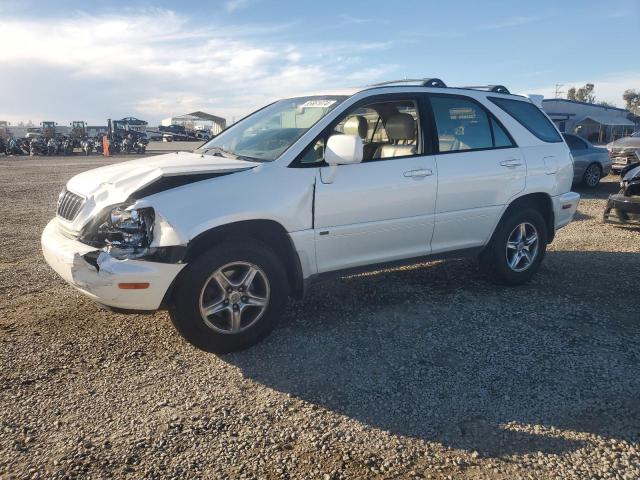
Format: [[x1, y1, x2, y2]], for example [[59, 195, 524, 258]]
[[41, 79, 580, 353], [607, 131, 640, 173], [80, 137, 94, 155], [60, 136, 74, 156], [29, 137, 47, 156], [6, 137, 29, 155], [603, 162, 640, 225], [562, 133, 611, 187], [46, 137, 60, 156]]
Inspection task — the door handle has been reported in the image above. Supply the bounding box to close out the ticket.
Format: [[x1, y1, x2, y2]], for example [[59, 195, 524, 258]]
[[403, 168, 433, 178], [500, 159, 523, 168]]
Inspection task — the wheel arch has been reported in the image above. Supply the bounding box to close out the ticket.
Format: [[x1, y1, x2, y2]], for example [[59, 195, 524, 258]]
[[181, 219, 305, 300], [497, 192, 555, 244]]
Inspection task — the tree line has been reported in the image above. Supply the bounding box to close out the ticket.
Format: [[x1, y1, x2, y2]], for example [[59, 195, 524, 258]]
[[566, 83, 639, 114]]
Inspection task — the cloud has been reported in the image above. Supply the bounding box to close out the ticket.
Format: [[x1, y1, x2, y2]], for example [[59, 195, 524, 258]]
[[485, 15, 540, 30], [225, 0, 251, 13], [0, 9, 392, 125]]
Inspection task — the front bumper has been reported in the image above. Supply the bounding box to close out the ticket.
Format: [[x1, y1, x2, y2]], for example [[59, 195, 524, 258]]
[[553, 191, 581, 230], [41, 218, 185, 310], [603, 194, 640, 225]]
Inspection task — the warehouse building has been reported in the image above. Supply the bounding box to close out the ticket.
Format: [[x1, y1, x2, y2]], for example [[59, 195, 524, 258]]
[[161, 111, 227, 135], [542, 98, 638, 144]]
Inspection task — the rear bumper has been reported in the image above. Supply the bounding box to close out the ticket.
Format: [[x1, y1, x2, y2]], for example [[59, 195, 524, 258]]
[[41, 218, 184, 310], [553, 191, 580, 230]]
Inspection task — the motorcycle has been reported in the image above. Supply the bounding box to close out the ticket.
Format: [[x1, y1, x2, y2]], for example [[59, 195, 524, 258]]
[[29, 137, 48, 156], [6, 137, 30, 155], [135, 135, 148, 154], [94, 135, 104, 154], [47, 137, 60, 156], [80, 137, 94, 155], [60, 136, 74, 156]]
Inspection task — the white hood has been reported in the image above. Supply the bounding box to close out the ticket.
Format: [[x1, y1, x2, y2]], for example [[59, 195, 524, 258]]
[[67, 151, 259, 199], [62, 151, 259, 233], [67, 152, 259, 201]]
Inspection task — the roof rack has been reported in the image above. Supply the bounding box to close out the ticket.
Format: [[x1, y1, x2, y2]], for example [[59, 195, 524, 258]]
[[370, 78, 447, 88], [461, 85, 511, 94], [368, 79, 511, 95]]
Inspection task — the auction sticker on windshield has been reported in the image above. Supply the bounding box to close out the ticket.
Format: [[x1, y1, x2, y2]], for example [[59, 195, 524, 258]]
[[300, 99, 337, 108]]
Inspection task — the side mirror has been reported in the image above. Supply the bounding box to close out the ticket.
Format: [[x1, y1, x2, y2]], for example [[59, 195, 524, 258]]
[[325, 134, 363, 166]]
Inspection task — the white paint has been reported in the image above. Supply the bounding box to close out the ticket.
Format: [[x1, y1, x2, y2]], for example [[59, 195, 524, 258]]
[[42, 85, 579, 312]]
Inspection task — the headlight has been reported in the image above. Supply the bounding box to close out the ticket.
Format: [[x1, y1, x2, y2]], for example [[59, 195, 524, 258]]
[[94, 205, 155, 259]]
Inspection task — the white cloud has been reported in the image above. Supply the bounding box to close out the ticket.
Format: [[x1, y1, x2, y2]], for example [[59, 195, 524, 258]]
[[0, 9, 393, 124], [485, 15, 541, 30], [225, 0, 251, 13]]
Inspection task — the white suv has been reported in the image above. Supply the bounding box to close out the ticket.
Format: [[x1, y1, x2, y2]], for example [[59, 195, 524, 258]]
[[42, 79, 580, 353]]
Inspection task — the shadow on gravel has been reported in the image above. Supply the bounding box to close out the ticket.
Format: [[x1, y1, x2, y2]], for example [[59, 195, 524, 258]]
[[225, 251, 640, 458], [574, 178, 620, 200]]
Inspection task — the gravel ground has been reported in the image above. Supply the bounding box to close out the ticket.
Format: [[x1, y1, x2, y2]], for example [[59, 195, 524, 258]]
[[1, 155, 639, 479]]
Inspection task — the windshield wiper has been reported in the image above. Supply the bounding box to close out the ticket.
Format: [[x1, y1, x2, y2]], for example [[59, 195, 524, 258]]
[[197, 146, 263, 162], [198, 146, 239, 158]]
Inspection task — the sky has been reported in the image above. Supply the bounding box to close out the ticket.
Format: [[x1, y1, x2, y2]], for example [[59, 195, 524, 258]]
[[0, 0, 638, 126]]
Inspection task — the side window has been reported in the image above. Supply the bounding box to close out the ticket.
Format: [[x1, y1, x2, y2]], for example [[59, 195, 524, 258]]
[[430, 96, 494, 152], [489, 97, 562, 143], [298, 99, 421, 164], [491, 118, 513, 148], [563, 134, 587, 150]]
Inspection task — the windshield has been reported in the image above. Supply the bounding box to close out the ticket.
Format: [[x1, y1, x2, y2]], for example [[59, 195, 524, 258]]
[[197, 96, 346, 161]]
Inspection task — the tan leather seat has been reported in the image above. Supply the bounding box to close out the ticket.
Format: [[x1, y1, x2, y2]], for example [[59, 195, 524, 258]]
[[343, 115, 368, 139], [375, 113, 417, 158]]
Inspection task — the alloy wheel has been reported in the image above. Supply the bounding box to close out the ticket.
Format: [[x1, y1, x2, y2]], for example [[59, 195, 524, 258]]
[[199, 261, 270, 334], [585, 164, 601, 187], [505, 222, 539, 272]]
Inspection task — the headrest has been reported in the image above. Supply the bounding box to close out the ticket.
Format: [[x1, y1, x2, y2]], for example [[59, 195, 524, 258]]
[[343, 115, 368, 139], [386, 113, 415, 141]]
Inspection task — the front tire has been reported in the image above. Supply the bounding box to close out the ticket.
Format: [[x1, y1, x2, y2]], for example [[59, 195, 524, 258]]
[[480, 208, 547, 285], [169, 240, 289, 353]]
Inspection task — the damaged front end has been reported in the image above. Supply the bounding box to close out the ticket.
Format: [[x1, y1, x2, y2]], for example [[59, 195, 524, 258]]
[[603, 163, 640, 225], [79, 204, 186, 269]]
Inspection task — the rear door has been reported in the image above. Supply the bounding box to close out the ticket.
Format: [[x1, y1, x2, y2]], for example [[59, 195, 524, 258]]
[[427, 94, 525, 253]]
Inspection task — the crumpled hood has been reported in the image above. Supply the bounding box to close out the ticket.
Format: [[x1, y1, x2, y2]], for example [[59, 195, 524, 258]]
[[622, 164, 640, 182], [67, 151, 259, 200], [609, 136, 640, 149]]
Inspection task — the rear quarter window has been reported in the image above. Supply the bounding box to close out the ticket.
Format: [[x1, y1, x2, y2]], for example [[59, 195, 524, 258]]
[[489, 97, 562, 143]]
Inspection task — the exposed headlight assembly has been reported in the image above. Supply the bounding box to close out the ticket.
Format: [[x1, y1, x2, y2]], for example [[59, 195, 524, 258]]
[[86, 205, 155, 259]]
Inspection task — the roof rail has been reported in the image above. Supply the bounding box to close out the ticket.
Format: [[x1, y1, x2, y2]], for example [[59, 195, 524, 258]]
[[462, 85, 511, 94], [370, 78, 447, 88], [367, 79, 512, 94]]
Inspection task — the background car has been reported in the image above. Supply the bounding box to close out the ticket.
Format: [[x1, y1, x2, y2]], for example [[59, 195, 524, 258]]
[[607, 131, 640, 173], [563, 133, 611, 187]]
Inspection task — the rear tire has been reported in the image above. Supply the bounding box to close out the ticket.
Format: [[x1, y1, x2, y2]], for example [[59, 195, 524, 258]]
[[480, 208, 547, 286], [583, 163, 601, 188], [169, 239, 289, 353]]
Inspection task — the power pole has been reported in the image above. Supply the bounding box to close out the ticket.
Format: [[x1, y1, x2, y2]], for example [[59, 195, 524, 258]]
[[554, 83, 564, 98]]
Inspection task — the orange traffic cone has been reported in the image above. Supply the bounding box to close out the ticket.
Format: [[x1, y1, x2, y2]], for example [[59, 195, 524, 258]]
[[103, 136, 110, 157]]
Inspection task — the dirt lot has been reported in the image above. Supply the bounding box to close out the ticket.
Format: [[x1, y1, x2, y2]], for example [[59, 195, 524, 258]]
[[1, 155, 639, 479]]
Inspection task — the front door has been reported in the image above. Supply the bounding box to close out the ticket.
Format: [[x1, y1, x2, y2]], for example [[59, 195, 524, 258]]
[[312, 96, 438, 273]]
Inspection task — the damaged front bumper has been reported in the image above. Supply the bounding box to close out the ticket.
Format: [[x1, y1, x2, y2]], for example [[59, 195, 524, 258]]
[[41, 219, 185, 310], [603, 194, 640, 225]]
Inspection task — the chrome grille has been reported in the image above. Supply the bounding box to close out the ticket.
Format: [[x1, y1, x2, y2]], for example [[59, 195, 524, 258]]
[[610, 148, 639, 166], [57, 189, 85, 221]]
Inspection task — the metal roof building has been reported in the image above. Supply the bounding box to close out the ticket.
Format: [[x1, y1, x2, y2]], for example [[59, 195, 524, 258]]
[[161, 111, 227, 135], [542, 98, 638, 144]]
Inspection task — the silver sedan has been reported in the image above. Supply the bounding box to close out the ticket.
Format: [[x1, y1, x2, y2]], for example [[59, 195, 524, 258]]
[[563, 133, 612, 188]]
